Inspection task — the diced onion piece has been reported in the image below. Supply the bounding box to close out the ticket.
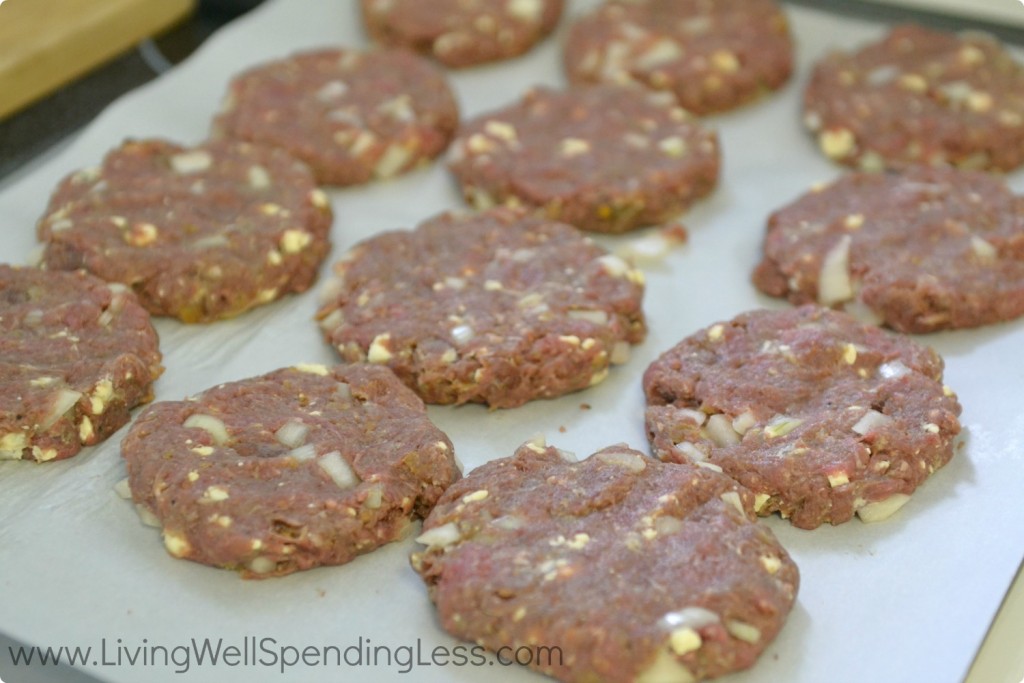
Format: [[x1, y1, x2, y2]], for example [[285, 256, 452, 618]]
[[971, 235, 998, 260], [395, 517, 415, 541], [274, 420, 309, 448], [856, 494, 911, 523], [315, 79, 348, 101], [635, 38, 683, 70], [596, 254, 631, 277], [852, 409, 892, 435], [662, 606, 721, 630], [114, 478, 132, 499], [818, 235, 853, 305], [866, 64, 899, 86], [879, 360, 911, 379], [317, 451, 359, 489], [334, 382, 353, 401], [725, 620, 762, 644], [378, 94, 414, 122], [610, 341, 631, 365], [249, 557, 277, 574], [568, 309, 609, 325], [675, 408, 707, 427], [183, 414, 229, 445], [191, 234, 229, 250], [616, 229, 685, 264], [596, 449, 648, 472], [451, 325, 474, 345], [373, 144, 413, 178], [136, 505, 161, 528], [556, 448, 578, 463], [939, 80, 972, 103], [719, 490, 745, 516], [318, 276, 345, 305], [286, 444, 317, 461], [705, 414, 740, 447], [491, 515, 525, 531], [364, 484, 383, 509], [170, 150, 213, 174], [764, 416, 804, 439], [416, 522, 462, 548], [675, 442, 707, 462], [248, 165, 271, 189], [523, 434, 547, 454], [843, 299, 883, 325], [636, 648, 696, 683], [41, 389, 83, 429], [731, 411, 757, 435], [654, 516, 683, 535], [669, 628, 702, 656]]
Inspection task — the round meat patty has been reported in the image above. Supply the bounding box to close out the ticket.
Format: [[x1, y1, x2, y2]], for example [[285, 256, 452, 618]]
[[564, 0, 794, 116], [213, 47, 459, 186], [448, 85, 720, 233], [644, 306, 962, 530], [315, 207, 647, 409], [37, 138, 332, 323], [121, 363, 460, 578], [361, 0, 564, 68], [0, 266, 162, 463], [412, 442, 799, 683], [804, 24, 1024, 171], [753, 166, 1024, 333]]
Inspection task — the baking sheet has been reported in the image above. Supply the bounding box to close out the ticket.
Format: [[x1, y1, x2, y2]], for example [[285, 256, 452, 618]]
[[2, 1, 1023, 682]]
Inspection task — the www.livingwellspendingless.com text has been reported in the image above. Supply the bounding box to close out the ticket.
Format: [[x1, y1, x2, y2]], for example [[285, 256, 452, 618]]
[[5, 636, 564, 675]]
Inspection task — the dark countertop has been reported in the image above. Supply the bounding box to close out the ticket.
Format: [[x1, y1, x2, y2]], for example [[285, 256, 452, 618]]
[[0, 0, 266, 182]]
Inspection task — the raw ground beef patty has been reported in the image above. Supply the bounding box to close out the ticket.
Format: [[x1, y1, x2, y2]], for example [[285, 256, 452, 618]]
[[38, 138, 332, 323], [644, 306, 962, 530], [564, 0, 794, 116], [315, 207, 647, 408], [752, 165, 1024, 333], [121, 363, 460, 578], [214, 47, 459, 186], [803, 24, 1024, 171], [361, 0, 564, 68], [412, 442, 799, 683], [448, 85, 720, 233], [0, 265, 162, 463]]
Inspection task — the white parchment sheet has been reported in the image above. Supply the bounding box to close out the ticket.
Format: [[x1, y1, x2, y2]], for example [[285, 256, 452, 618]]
[[2, 2, 1023, 682]]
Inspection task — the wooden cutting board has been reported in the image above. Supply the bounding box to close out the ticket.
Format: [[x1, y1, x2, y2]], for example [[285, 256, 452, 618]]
[[0, 0, 195, 120]]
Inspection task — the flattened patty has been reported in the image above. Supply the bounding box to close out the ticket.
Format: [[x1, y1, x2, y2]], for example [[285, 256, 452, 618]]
[[361, 0, 564, 68], [565, 0, 794, 116], [315, 207, 647, 408], [0, 266, 162, 463], [121, 363, 460, 578], [38, 139, 332, 323], [214, 47, 459, 186], [644, 306, 962, 530], [753, 166, 1024, 333], [804, 24, 1024, 171], [412, 443, 799, 683], [448, 85, 720, 233]]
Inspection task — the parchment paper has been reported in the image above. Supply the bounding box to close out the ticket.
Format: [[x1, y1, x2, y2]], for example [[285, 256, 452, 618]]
[[2, 1, 1023, 681]]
